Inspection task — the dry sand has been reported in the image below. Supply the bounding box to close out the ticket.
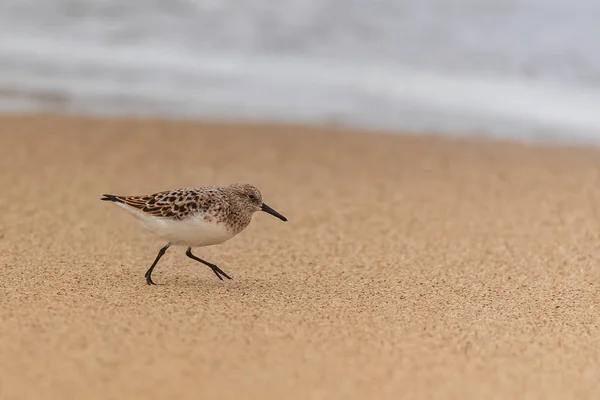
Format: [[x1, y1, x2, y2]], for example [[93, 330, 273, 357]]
[[1, 115, 599, 399]]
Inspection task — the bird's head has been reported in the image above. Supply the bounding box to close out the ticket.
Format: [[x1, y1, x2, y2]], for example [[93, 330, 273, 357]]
[[228, 183, 288, 222]]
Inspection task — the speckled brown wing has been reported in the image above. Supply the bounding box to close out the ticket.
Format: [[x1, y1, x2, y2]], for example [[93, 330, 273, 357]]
[[113, 188, 211, 220]]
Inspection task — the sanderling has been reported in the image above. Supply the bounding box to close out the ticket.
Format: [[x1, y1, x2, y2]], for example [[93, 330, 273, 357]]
[[101, 183, 287, 285]]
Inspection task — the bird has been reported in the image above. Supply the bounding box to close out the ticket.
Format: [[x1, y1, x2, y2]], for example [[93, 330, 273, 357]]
[[101, 183, 287, 285]]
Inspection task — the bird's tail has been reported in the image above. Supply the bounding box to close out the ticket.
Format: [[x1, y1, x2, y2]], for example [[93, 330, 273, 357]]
[[101, 194, 124, 203]]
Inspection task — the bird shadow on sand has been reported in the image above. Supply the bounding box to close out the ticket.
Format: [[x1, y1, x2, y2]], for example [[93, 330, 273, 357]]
[[153, 272, 302, 296]]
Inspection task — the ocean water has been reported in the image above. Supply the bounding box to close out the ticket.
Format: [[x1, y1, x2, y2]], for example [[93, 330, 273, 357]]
[[1, 0, 600, 144]]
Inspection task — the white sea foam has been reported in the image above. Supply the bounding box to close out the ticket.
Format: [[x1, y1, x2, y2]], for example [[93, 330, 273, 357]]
[[1, 0, 599, 144]]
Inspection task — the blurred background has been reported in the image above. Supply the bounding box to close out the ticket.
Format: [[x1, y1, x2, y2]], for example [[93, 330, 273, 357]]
[[1, 0, 599, 144]]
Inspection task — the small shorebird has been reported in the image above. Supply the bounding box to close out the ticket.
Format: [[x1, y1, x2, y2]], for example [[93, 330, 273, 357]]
[[101, 183, 287, 285]]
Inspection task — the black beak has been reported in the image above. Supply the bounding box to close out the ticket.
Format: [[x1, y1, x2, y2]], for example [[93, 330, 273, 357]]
[[261, 203, 288, 222]]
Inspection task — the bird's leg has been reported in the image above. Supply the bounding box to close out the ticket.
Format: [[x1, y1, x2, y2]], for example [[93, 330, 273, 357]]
[[185, 248, 233, 280], [145, 244, 170, 285]]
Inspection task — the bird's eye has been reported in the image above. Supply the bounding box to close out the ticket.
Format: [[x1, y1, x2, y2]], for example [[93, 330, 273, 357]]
[[248, 194, 256, 200]]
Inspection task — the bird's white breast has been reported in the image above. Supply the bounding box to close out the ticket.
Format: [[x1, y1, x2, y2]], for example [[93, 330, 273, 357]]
[[116, 203, 235, 247]]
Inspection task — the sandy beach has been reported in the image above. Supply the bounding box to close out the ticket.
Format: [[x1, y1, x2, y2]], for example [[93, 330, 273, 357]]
[[1, 114, 599, 399]]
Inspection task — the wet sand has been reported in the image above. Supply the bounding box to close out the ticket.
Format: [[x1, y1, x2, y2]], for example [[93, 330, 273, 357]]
[[1, 115, 599, 399]]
